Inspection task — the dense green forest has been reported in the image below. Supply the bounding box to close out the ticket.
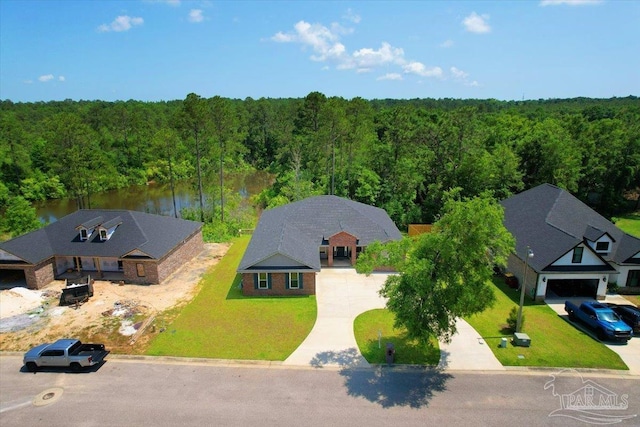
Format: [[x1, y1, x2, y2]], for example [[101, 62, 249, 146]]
[[1, 94, 639, 237]]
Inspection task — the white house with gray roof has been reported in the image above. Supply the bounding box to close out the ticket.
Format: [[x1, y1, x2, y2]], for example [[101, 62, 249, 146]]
[[238, 195, 402, 296], [0, 210, 203, 289], [501, 184, 640, 301]]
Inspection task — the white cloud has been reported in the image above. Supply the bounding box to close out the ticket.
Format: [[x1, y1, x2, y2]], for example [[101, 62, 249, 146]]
[[377, 73, 403, 81], [540, 0, 602, 5], [58, 76, 66, 82], [98, 15, 144, 32], [271, 20, 447, 83], [440, 39, 454, 48], [343, 8, 361, 24], [463, 12, 491, 34], [271, 20, 348, 63], [188, 9, 204, 23], [449, 67, 479, 87], [38, 74, 54, 82], [403, 61, 443, 78], [450, 66, 469, 79], [350, 42, 405, 68]]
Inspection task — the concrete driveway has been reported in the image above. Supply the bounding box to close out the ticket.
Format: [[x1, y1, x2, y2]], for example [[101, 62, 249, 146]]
[[283, 268, 504, 371], [283, 268, 388, 368], [546, 296, 640, 375]]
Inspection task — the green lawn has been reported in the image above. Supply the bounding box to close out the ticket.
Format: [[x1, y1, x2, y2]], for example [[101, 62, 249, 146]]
[[146, 235, 317, 360], [354, 309, 440, 365], [614, 212, 640, 238], [466, 279, 628, 369]]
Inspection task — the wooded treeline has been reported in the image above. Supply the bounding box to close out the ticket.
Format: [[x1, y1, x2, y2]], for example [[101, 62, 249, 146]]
[[1, 94, 639, 229]]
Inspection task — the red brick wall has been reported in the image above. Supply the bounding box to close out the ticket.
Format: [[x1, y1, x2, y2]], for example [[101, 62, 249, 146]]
[[329, 232, 357, 247], [123, 229, 204, 284], [24, 259, 56, 289], [156, 230, 204, 282], [242, 272, 316, 296]]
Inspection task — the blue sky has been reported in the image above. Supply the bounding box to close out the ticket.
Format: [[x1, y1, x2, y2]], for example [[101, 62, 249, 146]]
[[1, 0, 638, 102]]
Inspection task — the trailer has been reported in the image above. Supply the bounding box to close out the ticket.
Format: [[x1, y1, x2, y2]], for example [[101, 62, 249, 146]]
[[59, 276, 94, 307]]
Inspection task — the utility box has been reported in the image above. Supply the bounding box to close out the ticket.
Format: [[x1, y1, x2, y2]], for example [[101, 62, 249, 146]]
[[500, 337, 508, 348], [385, 343, 395, 365], [513, 332, 531, 347]]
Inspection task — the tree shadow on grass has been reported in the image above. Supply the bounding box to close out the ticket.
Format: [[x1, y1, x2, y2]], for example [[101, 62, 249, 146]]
[[310, 348, 452, 409]]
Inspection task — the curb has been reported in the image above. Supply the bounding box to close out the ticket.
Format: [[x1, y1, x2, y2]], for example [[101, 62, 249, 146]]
[[2, 352, 637, 377]]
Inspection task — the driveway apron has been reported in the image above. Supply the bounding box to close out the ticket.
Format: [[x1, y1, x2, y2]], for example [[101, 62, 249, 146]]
[[283, 269, 388, 368]]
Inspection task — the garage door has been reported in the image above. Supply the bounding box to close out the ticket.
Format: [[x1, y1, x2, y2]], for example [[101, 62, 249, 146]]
[[546, 279, 598, 298], [0, 269, 28, 289]]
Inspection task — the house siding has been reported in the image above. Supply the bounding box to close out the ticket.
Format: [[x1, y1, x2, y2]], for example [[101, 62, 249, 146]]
[[507, 253, 539, 300], [241, 272, 316, 296]]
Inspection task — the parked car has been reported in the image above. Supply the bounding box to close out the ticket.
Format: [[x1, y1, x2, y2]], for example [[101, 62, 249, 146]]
[[565, 301, 633, 342], [23, 338, 109, 372], [606, 304, 640, 334]]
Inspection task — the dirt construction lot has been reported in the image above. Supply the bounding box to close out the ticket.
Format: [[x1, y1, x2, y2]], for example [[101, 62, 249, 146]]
[[0, 243, 229, 353]]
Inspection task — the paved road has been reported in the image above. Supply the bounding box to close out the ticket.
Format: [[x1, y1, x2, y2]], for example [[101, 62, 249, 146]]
[[1, 356, 638, 426]]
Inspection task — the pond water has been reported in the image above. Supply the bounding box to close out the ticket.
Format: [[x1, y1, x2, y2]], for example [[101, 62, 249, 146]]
[[35, 170, 273, 223]]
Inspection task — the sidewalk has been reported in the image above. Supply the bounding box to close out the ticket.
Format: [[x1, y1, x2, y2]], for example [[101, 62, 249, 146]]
[[438, 318, 505, 371]]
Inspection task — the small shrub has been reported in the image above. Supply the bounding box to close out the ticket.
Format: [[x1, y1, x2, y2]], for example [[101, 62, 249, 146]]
[[506, 306, 524, 332], [607, 281, 619, 294]]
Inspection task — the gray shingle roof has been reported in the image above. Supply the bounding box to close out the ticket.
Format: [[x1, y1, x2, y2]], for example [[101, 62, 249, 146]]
[[501, 183, 640, 271], [0, 210, 202, 264], [238, 195, 402, 271]]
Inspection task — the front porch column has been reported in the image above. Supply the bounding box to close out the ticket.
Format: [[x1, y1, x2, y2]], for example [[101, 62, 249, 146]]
[[350, 245, 356, 265], [328, 245, 334, 267]]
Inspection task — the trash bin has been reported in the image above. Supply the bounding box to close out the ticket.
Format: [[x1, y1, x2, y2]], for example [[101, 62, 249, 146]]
[[385, 343, 395, 365]]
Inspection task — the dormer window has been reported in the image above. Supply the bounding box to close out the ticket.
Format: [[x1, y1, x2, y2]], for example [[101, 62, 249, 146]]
[[96, 216, 122, 242], [76, 216, 102, 241], [595, 241, 609, 252]]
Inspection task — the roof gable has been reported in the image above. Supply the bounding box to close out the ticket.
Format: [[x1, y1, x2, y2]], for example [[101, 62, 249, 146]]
[[501, 184, 640, 270]]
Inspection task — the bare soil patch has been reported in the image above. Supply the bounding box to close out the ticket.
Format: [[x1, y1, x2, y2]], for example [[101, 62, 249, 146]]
[[0, 243, 229, 353]]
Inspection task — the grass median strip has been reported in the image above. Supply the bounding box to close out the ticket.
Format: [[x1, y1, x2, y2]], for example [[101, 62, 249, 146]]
[[465, 279, 628, 370], [146, 235, 317, 360], [354, 309, 440, 365]]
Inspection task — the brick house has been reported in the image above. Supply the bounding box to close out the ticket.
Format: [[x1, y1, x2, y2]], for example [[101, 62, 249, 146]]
[[501, 184, 640, 301], [238, 195, 402, 296], [0, 210, 203, 289]]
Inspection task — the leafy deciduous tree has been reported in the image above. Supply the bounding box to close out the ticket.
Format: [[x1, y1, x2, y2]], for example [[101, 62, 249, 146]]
[[357, 191, 515, 344]]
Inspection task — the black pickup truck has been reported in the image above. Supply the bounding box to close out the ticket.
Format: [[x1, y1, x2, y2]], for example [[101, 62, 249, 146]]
[[23, 339, 109, 372]]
